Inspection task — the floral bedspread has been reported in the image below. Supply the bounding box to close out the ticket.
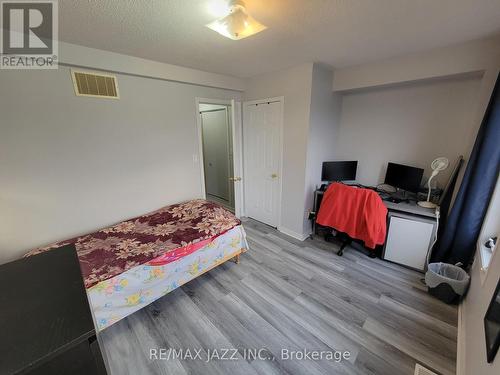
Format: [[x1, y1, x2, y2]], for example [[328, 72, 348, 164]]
[[25, 200, 240, 288], [89, 225, 248, 330]]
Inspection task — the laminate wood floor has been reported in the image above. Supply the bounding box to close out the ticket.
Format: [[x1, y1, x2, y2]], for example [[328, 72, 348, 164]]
[[100, 219, 457, 375]]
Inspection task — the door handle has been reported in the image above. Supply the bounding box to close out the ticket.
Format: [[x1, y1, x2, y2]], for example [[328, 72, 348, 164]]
[[229, 177, 242, 182], [271, 173, 278, 179]]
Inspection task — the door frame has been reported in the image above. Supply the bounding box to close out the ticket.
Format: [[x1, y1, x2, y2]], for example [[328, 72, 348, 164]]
[[242, 96, 284, 228], [200, 106, 231, 204], [195, 97, 244, 218]]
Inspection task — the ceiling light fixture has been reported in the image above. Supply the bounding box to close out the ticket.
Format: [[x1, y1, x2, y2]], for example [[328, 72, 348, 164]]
[[206, 0, 267, 40]]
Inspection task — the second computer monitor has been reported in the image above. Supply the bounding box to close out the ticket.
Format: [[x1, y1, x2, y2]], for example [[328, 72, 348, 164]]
[[321, 161, 357, 182], [384, 162, 424, 193]]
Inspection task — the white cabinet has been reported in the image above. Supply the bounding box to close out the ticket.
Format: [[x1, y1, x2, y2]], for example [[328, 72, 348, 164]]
[[383, 212, 437, 271]]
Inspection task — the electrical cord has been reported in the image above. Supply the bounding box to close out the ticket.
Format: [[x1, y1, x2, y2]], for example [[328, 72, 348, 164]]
[[420, 207, 441, 285], [425, 206, 440, 268]]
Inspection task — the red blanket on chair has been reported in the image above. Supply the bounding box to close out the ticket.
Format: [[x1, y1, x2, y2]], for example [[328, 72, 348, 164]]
[[316, 183, 387, 249]]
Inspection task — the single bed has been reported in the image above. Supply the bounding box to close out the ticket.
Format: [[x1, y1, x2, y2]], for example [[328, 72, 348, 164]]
[[25, 199, 248, 330]]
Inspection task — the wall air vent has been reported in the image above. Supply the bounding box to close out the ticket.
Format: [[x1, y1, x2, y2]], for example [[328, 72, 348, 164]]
[[71, 70, 119, 99]]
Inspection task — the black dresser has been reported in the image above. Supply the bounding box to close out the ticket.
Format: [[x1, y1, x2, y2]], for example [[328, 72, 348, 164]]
[[0, 245, 107, 375]]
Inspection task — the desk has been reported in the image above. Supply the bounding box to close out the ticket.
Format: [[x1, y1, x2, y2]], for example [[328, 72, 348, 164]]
[[312, 188, 438, 271], [383, 199, 437, 218]]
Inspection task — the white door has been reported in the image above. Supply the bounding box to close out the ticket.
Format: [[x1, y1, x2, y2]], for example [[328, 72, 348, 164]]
[[231, 100, 244, 218], [243, 100, 282, 227]]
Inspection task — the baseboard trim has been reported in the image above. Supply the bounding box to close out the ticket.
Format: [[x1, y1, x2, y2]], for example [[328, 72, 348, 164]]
[[456, 301, 466, 375], [277, 226, 309, 241]]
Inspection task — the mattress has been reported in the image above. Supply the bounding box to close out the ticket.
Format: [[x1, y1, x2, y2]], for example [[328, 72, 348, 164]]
[[89, 225, 248, 330], [25, 199, 241, 288]]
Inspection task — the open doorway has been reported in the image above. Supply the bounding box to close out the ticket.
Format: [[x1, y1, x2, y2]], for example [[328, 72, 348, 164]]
[[199, 103, 235, 212]]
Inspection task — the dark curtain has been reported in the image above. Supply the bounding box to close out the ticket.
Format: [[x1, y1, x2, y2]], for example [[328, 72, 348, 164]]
[[433, 157, 463, 249], [432, 73, 500, 267]]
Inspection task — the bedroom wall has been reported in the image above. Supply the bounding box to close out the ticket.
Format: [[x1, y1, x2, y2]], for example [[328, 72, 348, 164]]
[[461, 177, 500, 375], [458, 68, 500, 375], [59, 41, 245, 91], [303, 64, 342, 235], [333, 75, 482, 188], [333, 35, 500, 92], [0, 66, 241, 264]]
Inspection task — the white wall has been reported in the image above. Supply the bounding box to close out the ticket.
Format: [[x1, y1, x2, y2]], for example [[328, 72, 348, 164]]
[[59, 41, 245, 91], [244, 63, 342, 238], [244, 63, 313, 238], [457, 67, 500, 374], [0, 66, 240, 264], [460, 178, 500, 375], [333, 36, 500, 92], [334, 76, 482, 188], [303, 64, 342, 234]]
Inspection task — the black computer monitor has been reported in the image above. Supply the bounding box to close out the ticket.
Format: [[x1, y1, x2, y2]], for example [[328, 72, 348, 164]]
[[321, 161, 357, 182], [384, 162, 424, 193]]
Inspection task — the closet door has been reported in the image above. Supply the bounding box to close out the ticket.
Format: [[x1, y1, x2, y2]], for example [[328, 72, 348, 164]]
[[243, 100, 282, 227]]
